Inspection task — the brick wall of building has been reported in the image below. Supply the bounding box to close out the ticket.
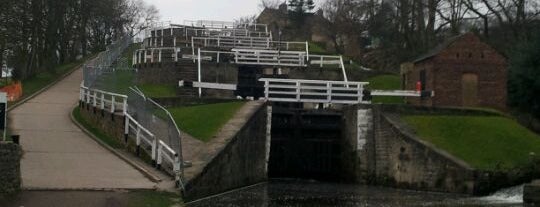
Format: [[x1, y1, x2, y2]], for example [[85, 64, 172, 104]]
[[403, 33, 507, 111]]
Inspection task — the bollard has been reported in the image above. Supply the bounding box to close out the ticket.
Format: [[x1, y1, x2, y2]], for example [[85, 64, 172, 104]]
[[11, 135, 20, 145]]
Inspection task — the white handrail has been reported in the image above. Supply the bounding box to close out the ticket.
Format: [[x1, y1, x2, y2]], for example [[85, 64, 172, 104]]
[[80, 85, 128, 114], [259, 78, 370, 104]]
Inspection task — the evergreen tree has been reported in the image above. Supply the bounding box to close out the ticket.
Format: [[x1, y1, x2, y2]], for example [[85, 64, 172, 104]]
[[508, 32, 540, 118]]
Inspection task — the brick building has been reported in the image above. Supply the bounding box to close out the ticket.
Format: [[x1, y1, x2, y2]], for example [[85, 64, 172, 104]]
[[401, 33, 507, 110]]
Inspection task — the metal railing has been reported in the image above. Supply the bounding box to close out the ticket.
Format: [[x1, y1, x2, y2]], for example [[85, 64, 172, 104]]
[[126, 87, 184, 184], [232, 49, 307, 67], [125, 113, 157, 161], [80, 84, 128, 114], [191, 36, 307, 51], [259, 78, 370, 104]]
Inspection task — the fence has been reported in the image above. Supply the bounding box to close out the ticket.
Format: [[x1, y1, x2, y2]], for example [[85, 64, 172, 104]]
[[126, 87, 184, 181], [259, 78, 371, 104], [80, 84, 128, 114], [80, 33, 184, 187], [83, 35, 133, 90]]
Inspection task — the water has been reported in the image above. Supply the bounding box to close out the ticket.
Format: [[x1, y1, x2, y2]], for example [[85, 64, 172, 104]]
[[187, 180, 524, 207]]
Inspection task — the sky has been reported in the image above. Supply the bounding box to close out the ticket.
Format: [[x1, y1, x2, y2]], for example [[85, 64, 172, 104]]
[[143, 0, 324, 23]]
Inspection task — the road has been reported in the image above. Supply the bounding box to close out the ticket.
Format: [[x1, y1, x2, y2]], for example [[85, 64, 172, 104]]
[[9, 68, 156, 190]]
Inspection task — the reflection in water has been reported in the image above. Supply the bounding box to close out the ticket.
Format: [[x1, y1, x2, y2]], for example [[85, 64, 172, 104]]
[[187, 180, 523, 207]]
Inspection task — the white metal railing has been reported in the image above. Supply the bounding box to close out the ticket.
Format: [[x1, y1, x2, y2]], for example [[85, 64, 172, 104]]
[[157, 140, 181, 173], [310, 55, 348, 82], [192, 36, 307, 51], [80, 84, 128, 114], [259, 78, 370, 104], [184, 20, 268, 32], [232, 49, 307, 67], [125, 113, 158, 161]]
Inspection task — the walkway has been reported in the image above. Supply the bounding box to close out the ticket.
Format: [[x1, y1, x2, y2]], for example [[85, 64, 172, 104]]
[[9, 68, 156, 190]]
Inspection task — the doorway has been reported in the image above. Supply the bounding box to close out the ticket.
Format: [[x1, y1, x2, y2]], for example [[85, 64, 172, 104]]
[[462, 73, 478, 107]]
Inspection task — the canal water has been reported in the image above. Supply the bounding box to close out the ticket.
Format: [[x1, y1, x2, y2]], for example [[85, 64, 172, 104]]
[[187, 180, 524, 207]]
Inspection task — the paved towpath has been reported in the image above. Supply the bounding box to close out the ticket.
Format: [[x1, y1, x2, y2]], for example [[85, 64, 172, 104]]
[[9, 68, 156, 190]]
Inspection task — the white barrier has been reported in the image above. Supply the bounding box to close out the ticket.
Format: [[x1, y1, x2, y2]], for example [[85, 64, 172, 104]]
[[80, 84, 128, 114], [259, 78, 370, 104]]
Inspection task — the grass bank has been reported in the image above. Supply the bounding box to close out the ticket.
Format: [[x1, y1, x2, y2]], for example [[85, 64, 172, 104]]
[[403, 115, 540, 170], [168, 101, 246, 142], [21, 57, 92, 100]]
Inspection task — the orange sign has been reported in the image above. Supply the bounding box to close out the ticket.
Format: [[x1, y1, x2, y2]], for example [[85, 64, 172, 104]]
[[0, 82, 23, 102]]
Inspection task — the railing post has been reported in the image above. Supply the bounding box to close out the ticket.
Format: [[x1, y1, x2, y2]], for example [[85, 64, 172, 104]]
[[93, 91, 97, 107], [122, 97, 127, 115], [136, 127, 141, 156], [100, 93, 105, 110], [124, 116, 129, 143], [158, 49, 162, 62], [327, 82, 332, 103], [357, 84, 362, 103], [151, 137, 157, 165], [197, 48, 202, 98], [264, 80, 269, 100], [296, 81, 301, 101], [111, 96, 116, 113], [157, 142, 162, 168], [305, 41, 310, 61]]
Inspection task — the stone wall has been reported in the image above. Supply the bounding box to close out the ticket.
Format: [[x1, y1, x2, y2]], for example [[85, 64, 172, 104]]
[[78, 102, 125, 142], [371, 106, 476, 194], [0, 142, 21, 195], [342, 105, 477, 194], [183, 103, 268, 201]]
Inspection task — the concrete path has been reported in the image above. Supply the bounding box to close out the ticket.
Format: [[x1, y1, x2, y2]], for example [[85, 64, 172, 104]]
[[9, 68, 156, 190]]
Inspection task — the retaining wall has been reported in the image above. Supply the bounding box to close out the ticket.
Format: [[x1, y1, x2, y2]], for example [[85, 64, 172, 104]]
[[0, 142, 21, 195], [342, 105, 477, 194], [183, 103, 268, 201]]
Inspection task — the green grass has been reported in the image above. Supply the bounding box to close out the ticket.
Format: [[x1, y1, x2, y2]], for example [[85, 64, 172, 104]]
[[138, 84, 177, 98], [167, 101, 246, 142], [22, 59, 88, 99], [127, 191, 183, 207], [365, 74, 404, 104], [309, 42, 331, 54], [72, 107, 123, 149], [101, 70, 136, 94], [403, 115, 540, 170]]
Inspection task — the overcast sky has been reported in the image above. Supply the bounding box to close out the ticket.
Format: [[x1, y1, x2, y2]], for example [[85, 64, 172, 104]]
[[143, 0, 324, 23]]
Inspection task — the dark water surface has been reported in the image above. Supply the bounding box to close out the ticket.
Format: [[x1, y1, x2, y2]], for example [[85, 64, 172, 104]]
[[187, 180, 523, 207]]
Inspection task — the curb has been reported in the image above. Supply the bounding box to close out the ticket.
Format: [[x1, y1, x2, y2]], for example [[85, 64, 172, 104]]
[[70, 107, 162, 183], [22, 186, 156, 192]]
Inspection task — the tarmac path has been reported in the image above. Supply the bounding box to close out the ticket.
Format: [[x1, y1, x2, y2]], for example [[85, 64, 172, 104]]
[[9, 68, 156, 190]]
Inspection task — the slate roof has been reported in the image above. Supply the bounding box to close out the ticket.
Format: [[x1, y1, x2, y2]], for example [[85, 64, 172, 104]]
[[413, 33, 467, 63]]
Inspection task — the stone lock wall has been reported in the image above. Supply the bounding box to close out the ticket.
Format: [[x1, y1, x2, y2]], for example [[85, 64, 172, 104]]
[[372, 111, 476, 194], [342, 105, 477, 194], [0, 142, 21, 195], [183, 104, 269, 201]]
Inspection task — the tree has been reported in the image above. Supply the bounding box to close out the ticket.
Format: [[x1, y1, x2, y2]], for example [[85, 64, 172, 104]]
[[288, 0, 316, 26], [508, 31, 540, 118], [259, 0, 281, 10]]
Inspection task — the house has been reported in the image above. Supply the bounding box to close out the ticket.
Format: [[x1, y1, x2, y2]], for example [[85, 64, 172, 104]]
[[256, 3, 335, 51], [401, 33, 507, 111]]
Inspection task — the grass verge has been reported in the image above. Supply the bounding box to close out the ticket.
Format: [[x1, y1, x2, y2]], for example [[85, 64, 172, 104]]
[[138, 84, 177, 98], [127, 191, 183, 207], [365, 74, 403, 104], [22, 57, 91, 99], [168, 101, 246, 142], [403, 115, 540, 170], [72, 107, 123, 149]]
